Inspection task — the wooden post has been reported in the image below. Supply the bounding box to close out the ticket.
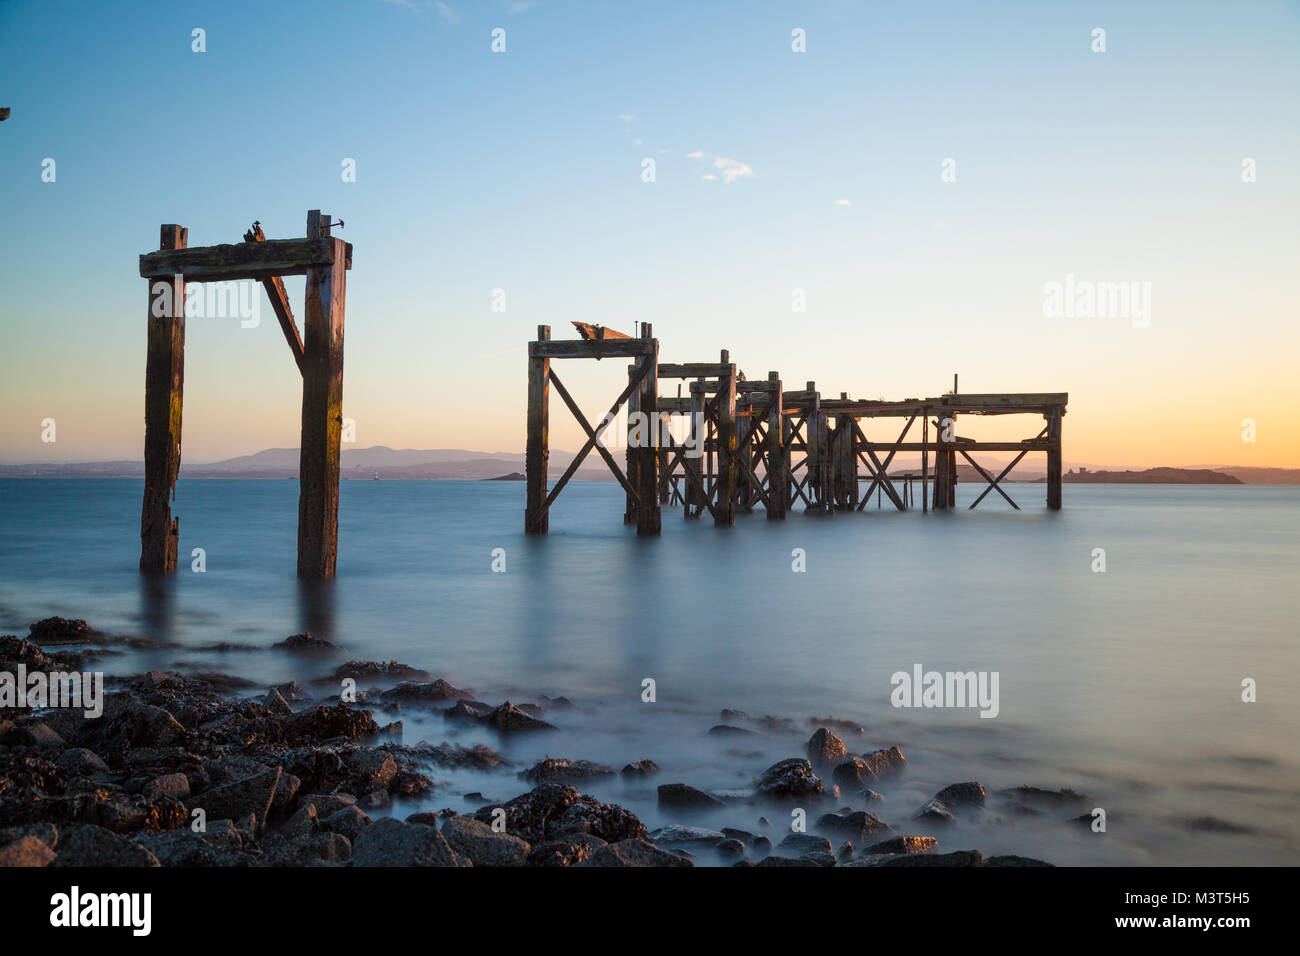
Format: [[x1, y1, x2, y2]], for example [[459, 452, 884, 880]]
[[624, 363, 640, 524], [715, 358, 736, 527], [932, 412, 950, 510], [525, 325, 550, 533], [736, 405, 753, 513], [685, 381, 704, 519], [636, 325, 661, 535], [1046, 408, 1063, 510], [140, 224, 187, 572], [921, 411, 929, 513], [297, 210, 347, 578], [947, 411, 958, 508], [766, 373, 786, 520]]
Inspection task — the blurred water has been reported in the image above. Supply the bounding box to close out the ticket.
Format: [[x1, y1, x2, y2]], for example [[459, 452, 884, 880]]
[[0, 478, 1296, 865]]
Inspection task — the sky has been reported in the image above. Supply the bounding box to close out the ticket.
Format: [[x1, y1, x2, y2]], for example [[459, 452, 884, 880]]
[[1, 0, 1297, 468]]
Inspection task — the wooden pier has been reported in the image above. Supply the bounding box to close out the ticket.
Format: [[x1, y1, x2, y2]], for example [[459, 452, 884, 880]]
[[137, 211, 352, 577], [526, 324, 1067, 533]]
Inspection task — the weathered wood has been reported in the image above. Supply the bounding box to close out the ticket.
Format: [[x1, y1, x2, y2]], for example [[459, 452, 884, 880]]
[[572, 321, 631, 341], [766, 373, 786, 519], [530, 338, 655, 359], [658, 363, 732, 379], [684, 380, 704, 518], [959, 449, 1020, 510], [245, 222, 306, 375], [714, 361, 736, 527], [1046, 408, 1063, 510], [525, 325, 551, 533], [297, 212, 347, 578], [139, 237, 350, 281], [636, 327, 661, 535], [140, 224, 187, 572]]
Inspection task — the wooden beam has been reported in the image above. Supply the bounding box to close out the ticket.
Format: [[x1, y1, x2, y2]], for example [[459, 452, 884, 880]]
[[525, 325, 550, 534], [658, 362, 732, 379], [529, 338, 655, 359], [1047, 409, 1063, 510], [766, 373, 787, 520], [297, 212, 347, 578], [139, 237, 350, 281], [714, 359, 736, 527], [636, 327, 661, 536], [140, 224, 187, 572]]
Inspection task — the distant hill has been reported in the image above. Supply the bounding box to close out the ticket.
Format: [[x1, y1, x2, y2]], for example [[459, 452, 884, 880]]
[[1059, 467, 1241, 484], [0, 448, 1291, 483]]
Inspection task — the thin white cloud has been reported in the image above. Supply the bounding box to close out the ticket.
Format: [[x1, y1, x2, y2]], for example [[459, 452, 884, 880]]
[[833, 198, 852, 205], [712, 156, 755, 183], [685, 150, 755, 183], [617, 114, 636, 124], [377, 0, 459, 22], [508, 1, 535, 11], [433, 2, 459, 23]]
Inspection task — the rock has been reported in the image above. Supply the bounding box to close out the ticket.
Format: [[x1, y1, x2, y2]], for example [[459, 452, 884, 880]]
[[143, 773, 190, 800], [27, 617, 98, 644], [441, 816, 530, 866], [282, 804, 318, 837], [717, 838, 746, 857], [649, 825, 727, 846], [806, 728, 848, 768], [132, 821, 251, 867], [756, 856, 819, 867], [7, 721, 64, 747], [836, 841, 854, 860], [263, 688, 292, 715], [880, 849, 984, 867], [581, 839, 693, 867], [274, 681, 309, 701], [262, 831, 352, 866], [803, 850, 837, 867], [916, 800, 955, 825], [1, 822, 58, 850], [621, 759, 659, 777], [834, 746, 906, 787], [521, 757, 616, 785], [342, 750, 397, 793], [526, 834, 607, 867], [328, 660, 429, 681], [299, 793, 357, 817], [0, 836, 56, 867], [272, 771, 301, 813], [52, 824, 161, 867], [755, 758, 824, 801], [753, 835, 772, 853], [779, 833, 832, 855], [817, 809, 890, 841], [935, 781, 985, 807], [866, 835, 938, 855], [986, 854, 1054, 867], [352, 818, 466, 867], [190, 767, 281, 829], [862, 789, 885, 805], [486, 701, 556, 732], [319, 805, 371, 843], [380, 679, 473, 704], [274, 632, 337, 652], [55, 748, 110, 775], [657, 783, 725, 809], [998, 785, 1086, 808], [473, 785, 646, 845], [708, 724, 756, 736]]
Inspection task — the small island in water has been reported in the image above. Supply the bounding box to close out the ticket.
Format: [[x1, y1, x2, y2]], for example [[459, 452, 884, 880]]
[[1060, 467, 1241, 484]]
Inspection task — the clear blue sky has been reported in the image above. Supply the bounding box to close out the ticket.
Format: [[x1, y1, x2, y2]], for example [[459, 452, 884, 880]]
[[2, 0, 1297, 467]]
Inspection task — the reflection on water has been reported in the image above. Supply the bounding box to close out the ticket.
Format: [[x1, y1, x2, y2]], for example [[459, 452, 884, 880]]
[[0, 478, 1297, 865]]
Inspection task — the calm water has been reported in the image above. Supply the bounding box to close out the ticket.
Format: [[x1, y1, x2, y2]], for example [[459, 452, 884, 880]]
[[1, 478, 1297, 865]]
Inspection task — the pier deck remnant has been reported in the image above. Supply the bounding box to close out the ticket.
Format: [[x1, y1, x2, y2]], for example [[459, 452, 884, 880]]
[[137, 211, 352, 577], [526, 324, 1067, 533]]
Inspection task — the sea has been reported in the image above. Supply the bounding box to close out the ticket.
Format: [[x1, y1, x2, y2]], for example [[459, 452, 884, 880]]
[[1, 478, 1296, 866]]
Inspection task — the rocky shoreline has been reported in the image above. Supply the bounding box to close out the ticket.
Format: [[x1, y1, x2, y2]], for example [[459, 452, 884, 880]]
[[1, 617, 1077, 867]]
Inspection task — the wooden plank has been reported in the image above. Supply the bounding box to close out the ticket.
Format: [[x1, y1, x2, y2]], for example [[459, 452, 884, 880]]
[[139, 237, 348, 281], [525, 325, 550, 534], [297, 212, 347, 578], [140, 224, 187, 572], [529, 338, 655, 359], [658, 363, 732, 379], [1047, 409, 1063, 510]]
